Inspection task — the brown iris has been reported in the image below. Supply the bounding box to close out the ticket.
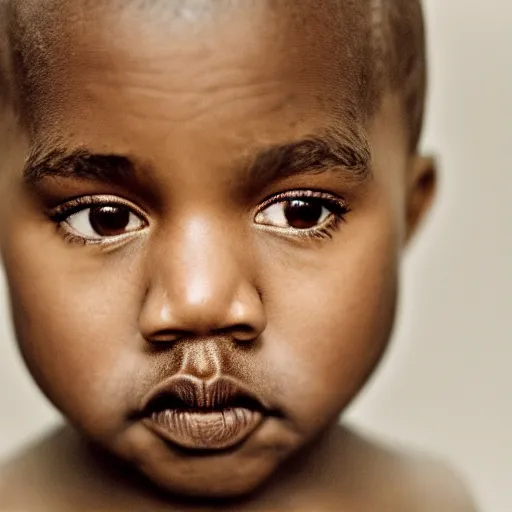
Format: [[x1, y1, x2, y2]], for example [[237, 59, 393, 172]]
[[284, 199, 324, 229], [89, 206, 131, 236]]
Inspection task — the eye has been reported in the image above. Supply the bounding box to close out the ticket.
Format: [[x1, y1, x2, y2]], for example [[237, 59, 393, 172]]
[[51, 196, 148, 244], [66, 205, 144, 239], [254, 191, 348, 235], [255, 198, 330, 229]]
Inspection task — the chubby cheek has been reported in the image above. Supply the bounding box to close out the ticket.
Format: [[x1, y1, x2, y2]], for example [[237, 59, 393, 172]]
[[2, 178, 402, 449], [262, 198, 400, 433], [3, 233, 146, 439]]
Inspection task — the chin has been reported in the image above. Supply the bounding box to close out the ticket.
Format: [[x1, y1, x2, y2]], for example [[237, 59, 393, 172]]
[[108, 413, 301, 500], [142, 456, 277, 499]]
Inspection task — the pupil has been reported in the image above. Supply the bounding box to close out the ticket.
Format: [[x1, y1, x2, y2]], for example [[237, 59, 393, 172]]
[[89, 206, 130, 236], [284, 199, 323, 229]]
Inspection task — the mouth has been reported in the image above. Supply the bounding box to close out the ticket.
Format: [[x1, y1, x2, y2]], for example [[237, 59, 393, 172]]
[[140, 376, 268, 451]]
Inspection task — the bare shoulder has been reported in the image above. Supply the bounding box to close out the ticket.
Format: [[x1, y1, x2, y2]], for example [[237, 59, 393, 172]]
[[0, 427, 79, 512], [398, 448, 479, 511], [0, 439, 51, 510], [0, 449, 36, 510], [335, 423, 479, 512]]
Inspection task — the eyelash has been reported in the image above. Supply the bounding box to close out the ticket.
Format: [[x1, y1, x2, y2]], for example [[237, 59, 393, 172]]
[[254, 189, 349, 241], [48, 195, 148, 246], [48, 190, 350, 246]]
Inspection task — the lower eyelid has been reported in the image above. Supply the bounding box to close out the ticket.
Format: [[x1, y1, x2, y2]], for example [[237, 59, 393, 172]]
[[59, 225, 148, 246]]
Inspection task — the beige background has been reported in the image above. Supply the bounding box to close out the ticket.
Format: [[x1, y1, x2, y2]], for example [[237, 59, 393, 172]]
[[0, 1, 510, 510]]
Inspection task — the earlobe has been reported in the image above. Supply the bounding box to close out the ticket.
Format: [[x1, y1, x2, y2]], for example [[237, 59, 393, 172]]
[[405, 155, 437, 244]]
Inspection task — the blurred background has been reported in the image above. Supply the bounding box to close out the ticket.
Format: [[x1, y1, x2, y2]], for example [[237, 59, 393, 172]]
[[0, 1, 510, 510]]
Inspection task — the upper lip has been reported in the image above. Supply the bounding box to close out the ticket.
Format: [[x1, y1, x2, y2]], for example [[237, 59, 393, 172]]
[[140, 375, 270, 416]]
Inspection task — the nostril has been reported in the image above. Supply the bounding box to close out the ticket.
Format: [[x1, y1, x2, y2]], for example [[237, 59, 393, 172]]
[[145, 330, 188, 346], [226, 324, 260, 343]]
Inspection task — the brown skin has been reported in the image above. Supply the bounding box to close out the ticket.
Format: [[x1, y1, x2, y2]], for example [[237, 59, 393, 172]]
[[0, 424, 478, 512], [0, 1, 476, 510]]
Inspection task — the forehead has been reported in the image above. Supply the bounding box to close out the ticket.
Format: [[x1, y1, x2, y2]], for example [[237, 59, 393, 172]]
[[9, 0, 374, 154]]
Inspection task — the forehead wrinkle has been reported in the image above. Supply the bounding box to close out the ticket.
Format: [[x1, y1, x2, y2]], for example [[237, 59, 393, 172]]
[[4, 0, 274, 134], [3, 0, 426, 153], [9, 1, 365, 111]]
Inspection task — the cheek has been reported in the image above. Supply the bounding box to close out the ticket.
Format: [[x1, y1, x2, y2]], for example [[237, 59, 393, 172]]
[[1, 178, 401, 445], [261, 201, 400, 431], [2, 230, 146, 437]]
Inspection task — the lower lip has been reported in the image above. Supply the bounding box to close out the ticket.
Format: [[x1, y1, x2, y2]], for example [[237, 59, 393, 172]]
[[143, 408, 264, 450]]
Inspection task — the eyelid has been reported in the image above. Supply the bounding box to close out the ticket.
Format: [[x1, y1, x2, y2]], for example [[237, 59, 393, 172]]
[[252, 188, 350, 243], [48, 194, 150, 246], [48, 194, 149, 224], [254, 189, 348, 216]]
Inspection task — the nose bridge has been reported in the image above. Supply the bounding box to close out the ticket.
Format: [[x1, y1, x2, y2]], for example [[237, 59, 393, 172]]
[[172, 215, 242, 309], [140, 213, 265, 339]]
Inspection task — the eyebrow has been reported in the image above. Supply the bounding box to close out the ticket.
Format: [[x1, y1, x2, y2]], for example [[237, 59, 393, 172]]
[[23, 127, 372, 187], [23, 147, 136, 185], [243, 126, 372, 188]]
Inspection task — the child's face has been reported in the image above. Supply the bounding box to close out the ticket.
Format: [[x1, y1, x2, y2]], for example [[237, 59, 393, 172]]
[[0, 0, 433, 498]]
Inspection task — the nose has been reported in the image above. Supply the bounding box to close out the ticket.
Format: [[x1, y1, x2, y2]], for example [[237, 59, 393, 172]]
[[138, 216, 267, 344]]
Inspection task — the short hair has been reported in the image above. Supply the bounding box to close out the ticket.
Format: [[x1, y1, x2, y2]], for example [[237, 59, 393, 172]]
[[0, 0, 427, 152], [0, 1, 13, 111], [368, 0, 427, 151]]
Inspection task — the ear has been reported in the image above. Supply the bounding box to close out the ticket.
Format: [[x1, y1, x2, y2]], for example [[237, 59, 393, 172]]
[[404, 154, 437, 244]]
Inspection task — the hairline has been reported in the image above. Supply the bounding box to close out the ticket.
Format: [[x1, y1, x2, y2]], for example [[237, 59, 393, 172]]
[[0, 0, 427, 154]]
